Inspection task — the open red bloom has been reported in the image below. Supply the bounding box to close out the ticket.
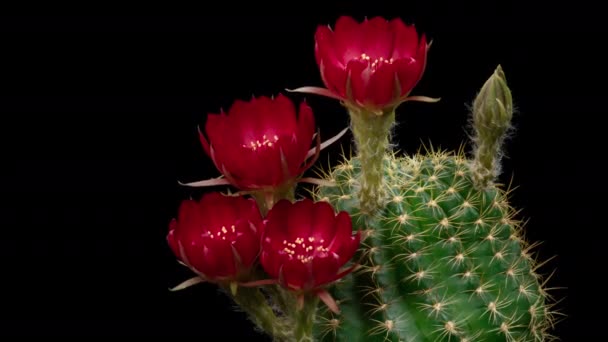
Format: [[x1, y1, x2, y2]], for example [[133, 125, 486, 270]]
[[167, 192, 263, 283], [294, 16, 431, 113], [260, 199, 360, 297], [198, 94, 316, 191]]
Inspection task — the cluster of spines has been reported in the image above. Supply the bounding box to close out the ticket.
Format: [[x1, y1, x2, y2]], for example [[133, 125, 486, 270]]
[[311, 149, 561, 342]]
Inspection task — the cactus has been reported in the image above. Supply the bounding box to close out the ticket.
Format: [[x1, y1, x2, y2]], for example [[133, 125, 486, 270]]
[[310, 66, 558, 341], [169, 15, 561, 342]]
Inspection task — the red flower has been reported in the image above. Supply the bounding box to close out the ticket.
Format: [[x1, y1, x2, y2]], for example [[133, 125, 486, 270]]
[[260, 199, 361, 312], [198, 94, 317, 191], [167, 192, 263, 283], [292, 16, 433, 113]]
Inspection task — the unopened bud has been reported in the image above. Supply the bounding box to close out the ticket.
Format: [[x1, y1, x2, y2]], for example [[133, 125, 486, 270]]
[[471, 65, 515, 189], [473, 65, 513, 137]]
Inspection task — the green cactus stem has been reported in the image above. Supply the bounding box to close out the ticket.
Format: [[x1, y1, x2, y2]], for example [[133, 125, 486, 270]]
[[470, 65, 514, 189], [313, 152, 557, 341], [348, 108, 396, 216], [309, 66, 558, 341]]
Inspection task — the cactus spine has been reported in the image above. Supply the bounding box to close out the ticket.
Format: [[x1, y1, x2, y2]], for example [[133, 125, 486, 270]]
[[312, 66, 558, 341]]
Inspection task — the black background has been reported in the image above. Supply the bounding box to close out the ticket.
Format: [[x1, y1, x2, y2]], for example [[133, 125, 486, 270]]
[[1, 2, 604, 340]]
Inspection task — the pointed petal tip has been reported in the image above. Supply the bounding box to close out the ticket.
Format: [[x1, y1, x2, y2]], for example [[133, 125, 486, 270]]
[[286, 87, 345, 101], [317, 288, 340, 314], [404, 95, 442, 103], [169, 276, 205, 292], [306, 126, 349, 160], [177, 177, 231, 188]]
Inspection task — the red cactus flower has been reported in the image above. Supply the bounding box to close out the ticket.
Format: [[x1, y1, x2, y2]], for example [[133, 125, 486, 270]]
[[291, 16, 437, 114], [196, 94, 317, 191], [167, 192, 263, 287], [259, 199, 361, 313]]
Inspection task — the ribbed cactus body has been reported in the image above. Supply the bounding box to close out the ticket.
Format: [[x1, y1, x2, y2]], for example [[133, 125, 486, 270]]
[[313, 151, 554, 342]]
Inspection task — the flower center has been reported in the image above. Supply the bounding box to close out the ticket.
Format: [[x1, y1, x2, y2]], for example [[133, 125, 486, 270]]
[[357, 53, 394, 70], [242, 134, 279, 151], [282, 236, 329, 264], [204, 224, 237, 241]]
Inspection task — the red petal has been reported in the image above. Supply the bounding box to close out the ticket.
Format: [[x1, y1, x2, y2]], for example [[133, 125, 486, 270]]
[[390, 19, 419, 60], [197, 126, 211, 159], [260, 250, 282, 279], [346, 59, 371, 105], [395, 58, 423, 98], [204, 113, 230, 153], [321, 59, 348, 98], [333, 16, 363, 63], [361, 17, 392, 58], [177, 199, 202, 231], [315, 25, 342, 70], [199, 192, 238, 229], [232, 220, 260, 269], [312, 253, 340, 287], [286, 199, 314, 241], [238, 198, 263, 236], [167, 222, 180, 258], [315, 26, 347, 97], [204, 113, 245, 178], [367, 62, 398, 108], [284, 101, 315, 175], [263, 199, 291, 243], [281, 258, 312, 290], [412, 33, 429, 90], [191, 244, 217, 279], [268, 94, 298, 134], [316, 288, 341, 314], [311, 201, 338, 243], [205, 239, 236, 278], [236, 95, 296, 139], [327, 211, 354, 260]]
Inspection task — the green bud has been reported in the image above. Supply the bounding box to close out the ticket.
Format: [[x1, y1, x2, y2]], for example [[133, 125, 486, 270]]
[[473, 65, 513, 135], [471, 65, 515, 189]]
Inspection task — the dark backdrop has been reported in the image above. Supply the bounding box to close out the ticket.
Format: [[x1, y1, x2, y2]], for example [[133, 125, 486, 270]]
[[1, 2, 603, 340]]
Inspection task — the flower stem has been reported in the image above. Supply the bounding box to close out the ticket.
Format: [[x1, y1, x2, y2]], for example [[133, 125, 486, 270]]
[[293, 294, 319, 342], [224, 285, 293, 341], [251, 183, 296, 216], [348, 109, 396, 215]]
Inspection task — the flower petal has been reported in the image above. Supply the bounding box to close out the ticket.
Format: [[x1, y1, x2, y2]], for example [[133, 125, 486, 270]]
[[232, 220, 260, 269], [205, 239, 236, 278], [315, 26, 347, 97], [199, 192, 239, 229], [267, 94, 298, 134], [286, 199, 314, 241], [311, 201, 338, 243], [327, 211, 354, 258], [315, 25, 343, 70], [286, 101, 315, 174], [177, 199, 202, 230], [281, 258, 312, 290], [333, 16, 363, 63], [361, 17, 393, 58], [260, 250, 282, 279], [264, 199, 291, 245], [346, 59, 371, 105], [367, 62, 397, 108], [311, 253, 340, 287], [287, 86, 344, 101], [395, 58, 424, 98], [167, 220, 180, 258], [390, 19, 419, 60]]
